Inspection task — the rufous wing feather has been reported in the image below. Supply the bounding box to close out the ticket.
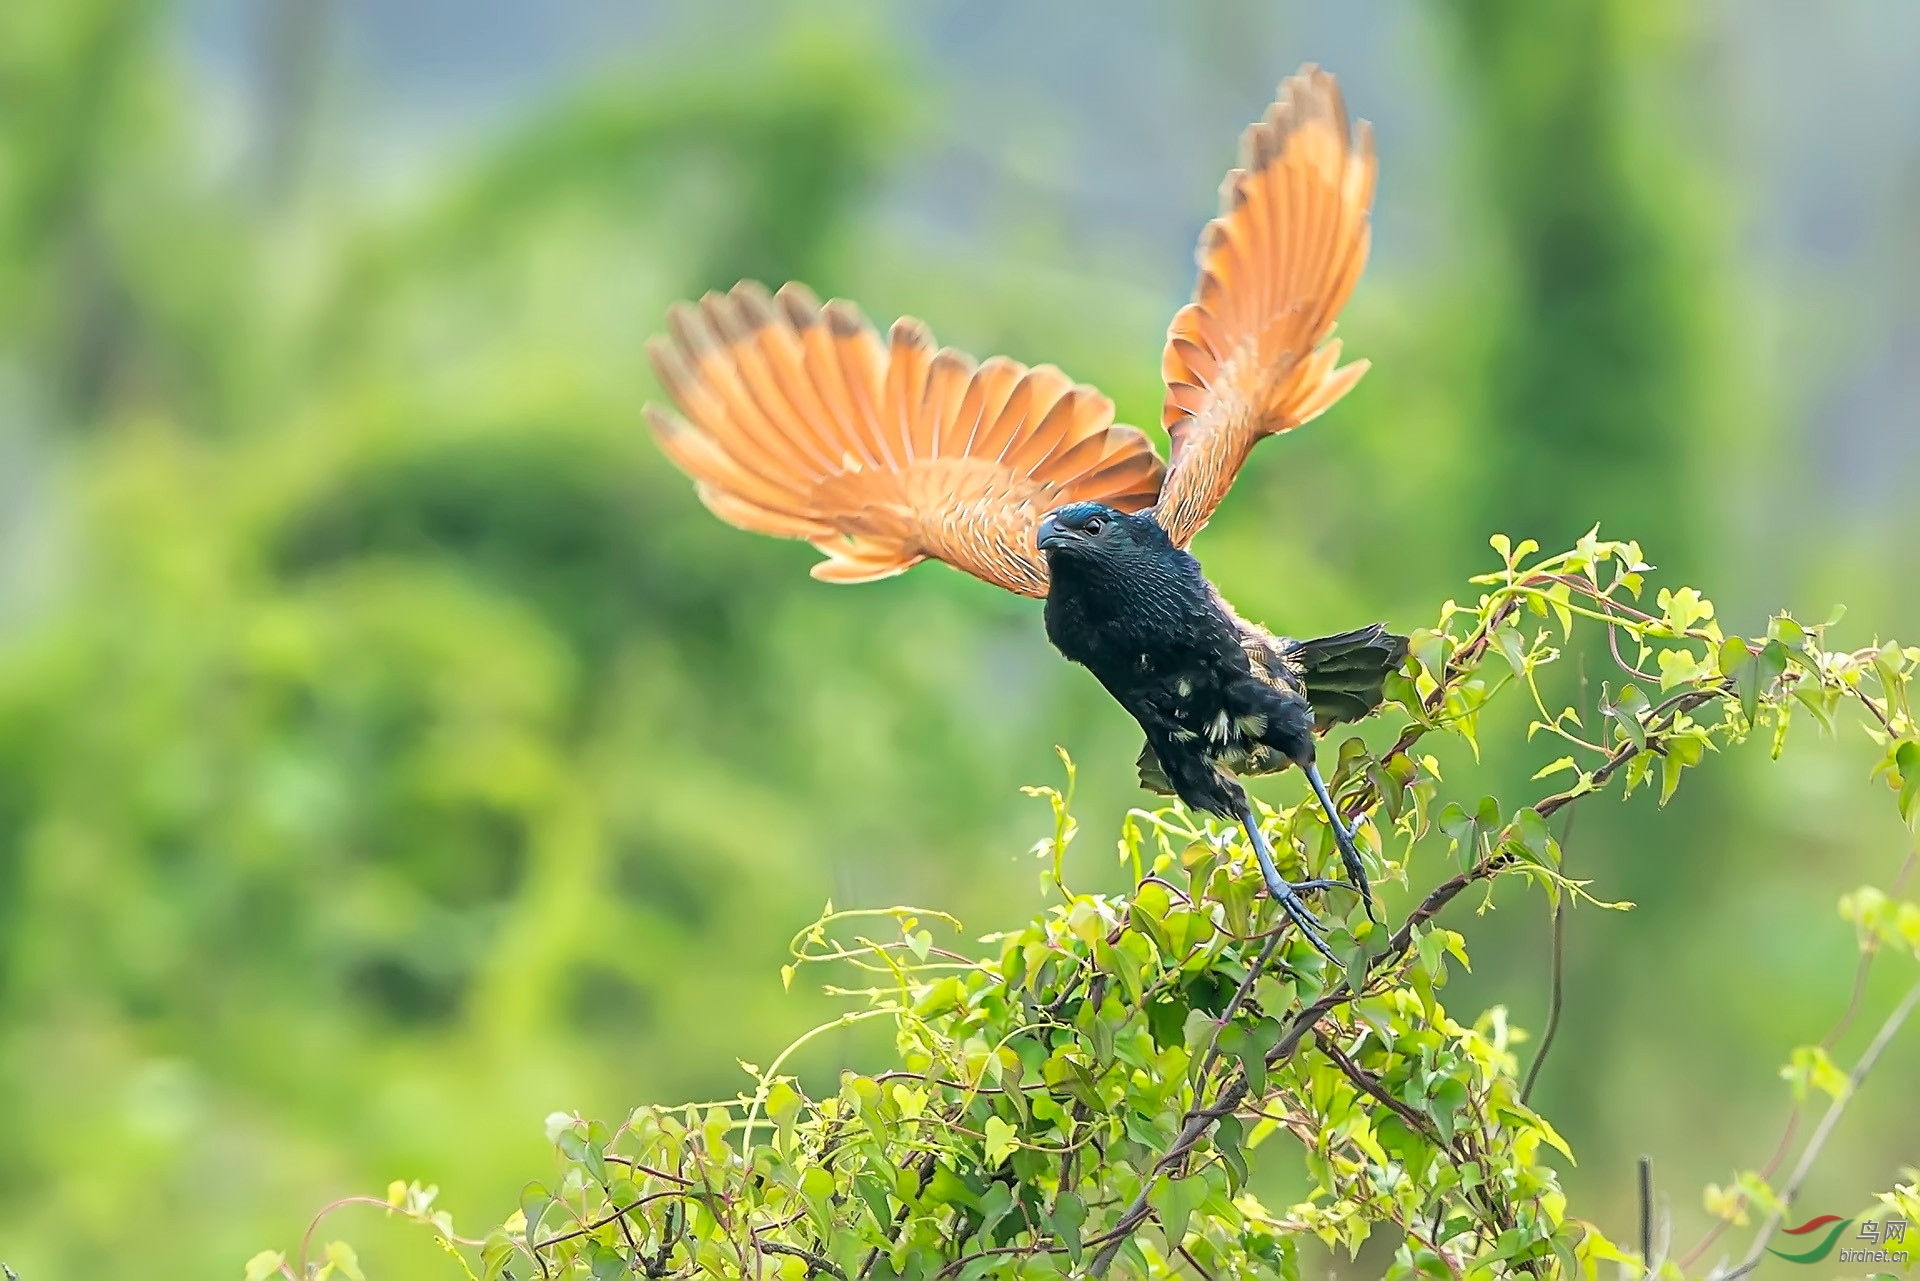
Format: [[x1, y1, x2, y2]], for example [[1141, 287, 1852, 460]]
[[1154, 65, 1376, 549], [645, 281, 1165, 597]]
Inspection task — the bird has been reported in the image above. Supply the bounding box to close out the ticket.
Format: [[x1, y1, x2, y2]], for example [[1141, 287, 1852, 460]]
[[640, 66, 1406, 961]]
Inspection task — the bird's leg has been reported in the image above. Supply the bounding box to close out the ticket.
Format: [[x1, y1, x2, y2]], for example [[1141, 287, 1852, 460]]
[[1236, 803, 1339, 967], [1303, 759, 1377, 923]]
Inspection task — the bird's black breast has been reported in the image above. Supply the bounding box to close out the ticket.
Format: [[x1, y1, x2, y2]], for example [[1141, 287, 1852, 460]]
[[1042, 532, 1317, 802], [1042, 545, 1239, 699], [1042, 542, 1279, 758]]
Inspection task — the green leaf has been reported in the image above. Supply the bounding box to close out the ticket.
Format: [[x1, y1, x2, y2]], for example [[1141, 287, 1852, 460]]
[[766, 1080, 802, 1124], [1660, 733, 1707, 805], [890, 1082, 927, 1121], [481, 1231, 517, 1281], [1234, 1017, 1282, 1094], [590, 1243, 627, 1281], [1428, 1077, 1469, 1145], [1408, 629, 1450, 685], [1872, 643, 1908, 705], [518, 1182, 551, 1237], [322, 1243, 365, 1281], [1145, 997, 1189, 1050], [243, 1252, 286, 1281], [1066, 899, 1104, 945], [1728, 638, 1790, 723], [1657, 646, 1709, 690], [801, 1164, 837, 1205], [1897, 741, 1920, 829], [1792, 683, 1840, 736], [1130, 894, 1175, 958], [1781, 1046, 1850, 1102], [1383, 668, 1425, 718], [983, 1115, 1018, 1166], [1605, 683, 1651, 750], [1438, 796, 1504, 871], [1720, 635, 1752, 679], [1149, 1173, 1208, 1249], [1049, 1191, 1087, 1263], [1509, 807, 1556, 863], [912, 976, 965, 1019], [978, 1182, 1016, 1240], [583, 1137, 608, 1185], [1545, 579, 1575, 636], [926, 1164, 981, 1211], [1475, 794, 1503, 831], [1769, 614, 1806, 647], [1182, 1007, 1216, 1058], [1657, 586, 1714, 634], [1213, 1114, 1250, 1192], [1494, 625, 1528, 677]]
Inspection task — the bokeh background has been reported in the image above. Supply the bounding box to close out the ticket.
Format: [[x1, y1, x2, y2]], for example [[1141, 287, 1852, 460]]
[[1, 1, 1916, 1276]]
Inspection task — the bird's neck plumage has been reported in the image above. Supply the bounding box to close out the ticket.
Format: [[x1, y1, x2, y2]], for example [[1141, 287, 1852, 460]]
[[1041, 537, 1233, 682]]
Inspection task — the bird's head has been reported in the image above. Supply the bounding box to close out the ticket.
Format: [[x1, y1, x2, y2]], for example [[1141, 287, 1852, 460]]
[[1035, 502, 1172, 570]]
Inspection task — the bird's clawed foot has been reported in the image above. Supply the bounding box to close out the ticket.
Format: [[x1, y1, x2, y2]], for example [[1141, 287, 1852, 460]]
[[1237, 807, 1341, 967], [1267, 876, 1339, 966], [1303, 761, 1377, 923]]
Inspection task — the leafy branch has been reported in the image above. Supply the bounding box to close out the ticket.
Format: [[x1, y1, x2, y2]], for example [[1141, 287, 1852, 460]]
[[1718, 978, 1920, 1280], [255, 532, 1920, 1281]]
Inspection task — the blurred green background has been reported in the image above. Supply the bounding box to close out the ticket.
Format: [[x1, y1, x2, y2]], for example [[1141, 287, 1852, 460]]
[[0, 0, 1916, 1276]]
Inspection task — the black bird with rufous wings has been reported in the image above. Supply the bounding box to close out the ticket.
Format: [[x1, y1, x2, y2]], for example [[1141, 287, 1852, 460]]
[[1037, 501, 1403, 952], [640, 66, 1405, 960]]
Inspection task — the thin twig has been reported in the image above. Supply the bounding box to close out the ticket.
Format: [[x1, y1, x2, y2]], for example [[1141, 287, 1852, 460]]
[[930, 1241, 1067, 1281], [1086, 1090, 1250, 1276], [1088, 681, 1714, 1279], [1194, 930, 1286, 1087], [1090, 846, 1506, 1276], [533, 1191, 684, 1251], [1089, 576, 1815, 1277], [296, 1194, 488, 1275], [857, 1152, 936, 1280], [645, 1202, 681, 1278], [1850, 684, 1900, 738], [1639, 1156, 1654, 1277], [1321, 1036, 1451, 1148], [760, 1241, 851, 1281], [605, 1156, 696, 1186], [1720, 978, 1920, 1281], [1680, 845, 1919, 1269], [1176, 1243, 1220, 1281], [1522, 801, 1578, 1104]]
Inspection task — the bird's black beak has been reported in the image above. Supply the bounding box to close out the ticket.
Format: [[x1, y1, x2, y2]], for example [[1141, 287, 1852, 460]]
[[1036, 513, 1075, 552]]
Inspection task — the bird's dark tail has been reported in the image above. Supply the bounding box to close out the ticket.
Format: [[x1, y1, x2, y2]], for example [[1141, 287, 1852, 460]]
[[1285, 623, 1409, 731]]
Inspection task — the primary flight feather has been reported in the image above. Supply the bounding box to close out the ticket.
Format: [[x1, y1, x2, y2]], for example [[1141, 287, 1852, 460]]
[[643, 66, 1406, 961]]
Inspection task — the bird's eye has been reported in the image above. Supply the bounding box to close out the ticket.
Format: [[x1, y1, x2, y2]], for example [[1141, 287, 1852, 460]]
[[1085, 517, 1106, 535]]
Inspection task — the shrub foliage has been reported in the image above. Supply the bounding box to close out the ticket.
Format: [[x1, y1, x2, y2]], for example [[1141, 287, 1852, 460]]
[[252, 532, 1920, 1281]]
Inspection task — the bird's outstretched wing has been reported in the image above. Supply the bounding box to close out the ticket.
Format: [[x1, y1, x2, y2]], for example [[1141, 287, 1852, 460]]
[[645, 281, 1165, 597], [1153, 65, 1376, 549]]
